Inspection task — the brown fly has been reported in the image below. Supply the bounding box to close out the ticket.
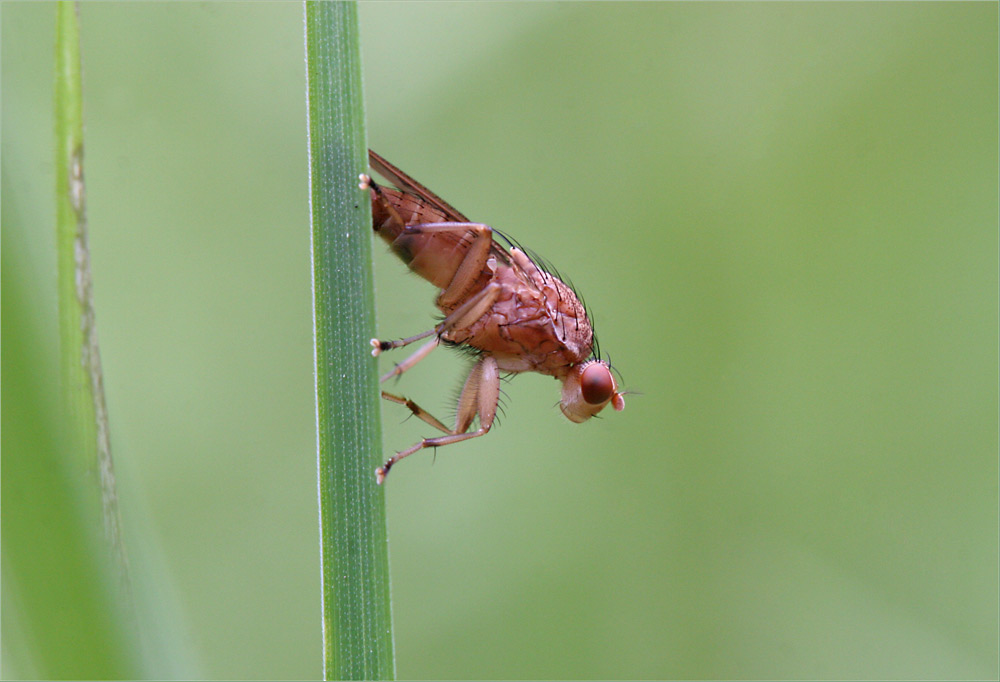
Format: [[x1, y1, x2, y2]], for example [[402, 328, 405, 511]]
[[362, 150, 624, 484]]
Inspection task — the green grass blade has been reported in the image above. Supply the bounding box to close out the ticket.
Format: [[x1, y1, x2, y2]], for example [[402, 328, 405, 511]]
[[0, 254, 141, 679], [54, 0, 129, 583], [0, 3, 141, 677], [304, 2, 395, 679]]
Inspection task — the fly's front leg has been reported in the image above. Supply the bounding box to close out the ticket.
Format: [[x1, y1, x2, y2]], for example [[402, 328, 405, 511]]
[[376, 355, 500, 484]]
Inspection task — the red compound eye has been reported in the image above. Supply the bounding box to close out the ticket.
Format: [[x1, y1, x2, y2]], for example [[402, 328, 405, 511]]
[[580, 363, 615, 405]]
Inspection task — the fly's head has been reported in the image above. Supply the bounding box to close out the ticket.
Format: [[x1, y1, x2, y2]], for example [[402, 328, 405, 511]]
[[560, 360, 625, 423]]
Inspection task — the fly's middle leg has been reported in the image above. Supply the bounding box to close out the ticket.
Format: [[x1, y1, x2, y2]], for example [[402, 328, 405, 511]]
[[370, 281, 502, 355], [379, 337, 440, 383]]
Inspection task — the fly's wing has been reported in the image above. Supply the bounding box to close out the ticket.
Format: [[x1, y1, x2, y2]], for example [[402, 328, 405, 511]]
[[369, 150, 470, 222], [368, 149, 511, 265]]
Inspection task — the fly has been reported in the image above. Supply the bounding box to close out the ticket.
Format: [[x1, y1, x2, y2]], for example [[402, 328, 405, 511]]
[[361, 150, 625, 484]]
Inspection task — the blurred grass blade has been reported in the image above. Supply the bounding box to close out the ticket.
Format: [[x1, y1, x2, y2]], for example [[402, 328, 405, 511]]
[[0, 2, 141, 677], [54, 0, 129, 583], [0, 260, 142, 679], [304, 2, 395, 679]]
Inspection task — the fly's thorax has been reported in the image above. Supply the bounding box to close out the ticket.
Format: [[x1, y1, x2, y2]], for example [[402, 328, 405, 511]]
[[444, 276, 550, 357], [547, 278, 593, 359], [507, 247, 593, 360], [560, 360, 626, 423], [446, 269, 593, 376]]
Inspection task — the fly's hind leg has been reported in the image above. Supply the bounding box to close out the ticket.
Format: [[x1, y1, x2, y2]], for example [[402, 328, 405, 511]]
[[377, 355, 500, 484], [400, 222, 494, 309], [361, 174, 494, 307]]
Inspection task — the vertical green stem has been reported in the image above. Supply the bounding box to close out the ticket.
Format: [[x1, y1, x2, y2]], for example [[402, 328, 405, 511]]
[[304, 2, 394, 679]]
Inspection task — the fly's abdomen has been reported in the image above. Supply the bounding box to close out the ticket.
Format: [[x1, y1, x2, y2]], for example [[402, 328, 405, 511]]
[[392, 231, 467, 291], [372, 187, 494, 297]]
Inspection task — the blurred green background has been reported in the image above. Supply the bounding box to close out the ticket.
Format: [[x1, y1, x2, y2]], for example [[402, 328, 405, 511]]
[[3, 2, 997, 679]]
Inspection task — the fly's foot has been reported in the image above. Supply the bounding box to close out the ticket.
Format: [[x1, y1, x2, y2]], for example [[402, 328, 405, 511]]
[[370, 338, 398, 357], [375, 460, 393, 485], [371, 338, 397, 357], [359, 173, 372, 190]]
